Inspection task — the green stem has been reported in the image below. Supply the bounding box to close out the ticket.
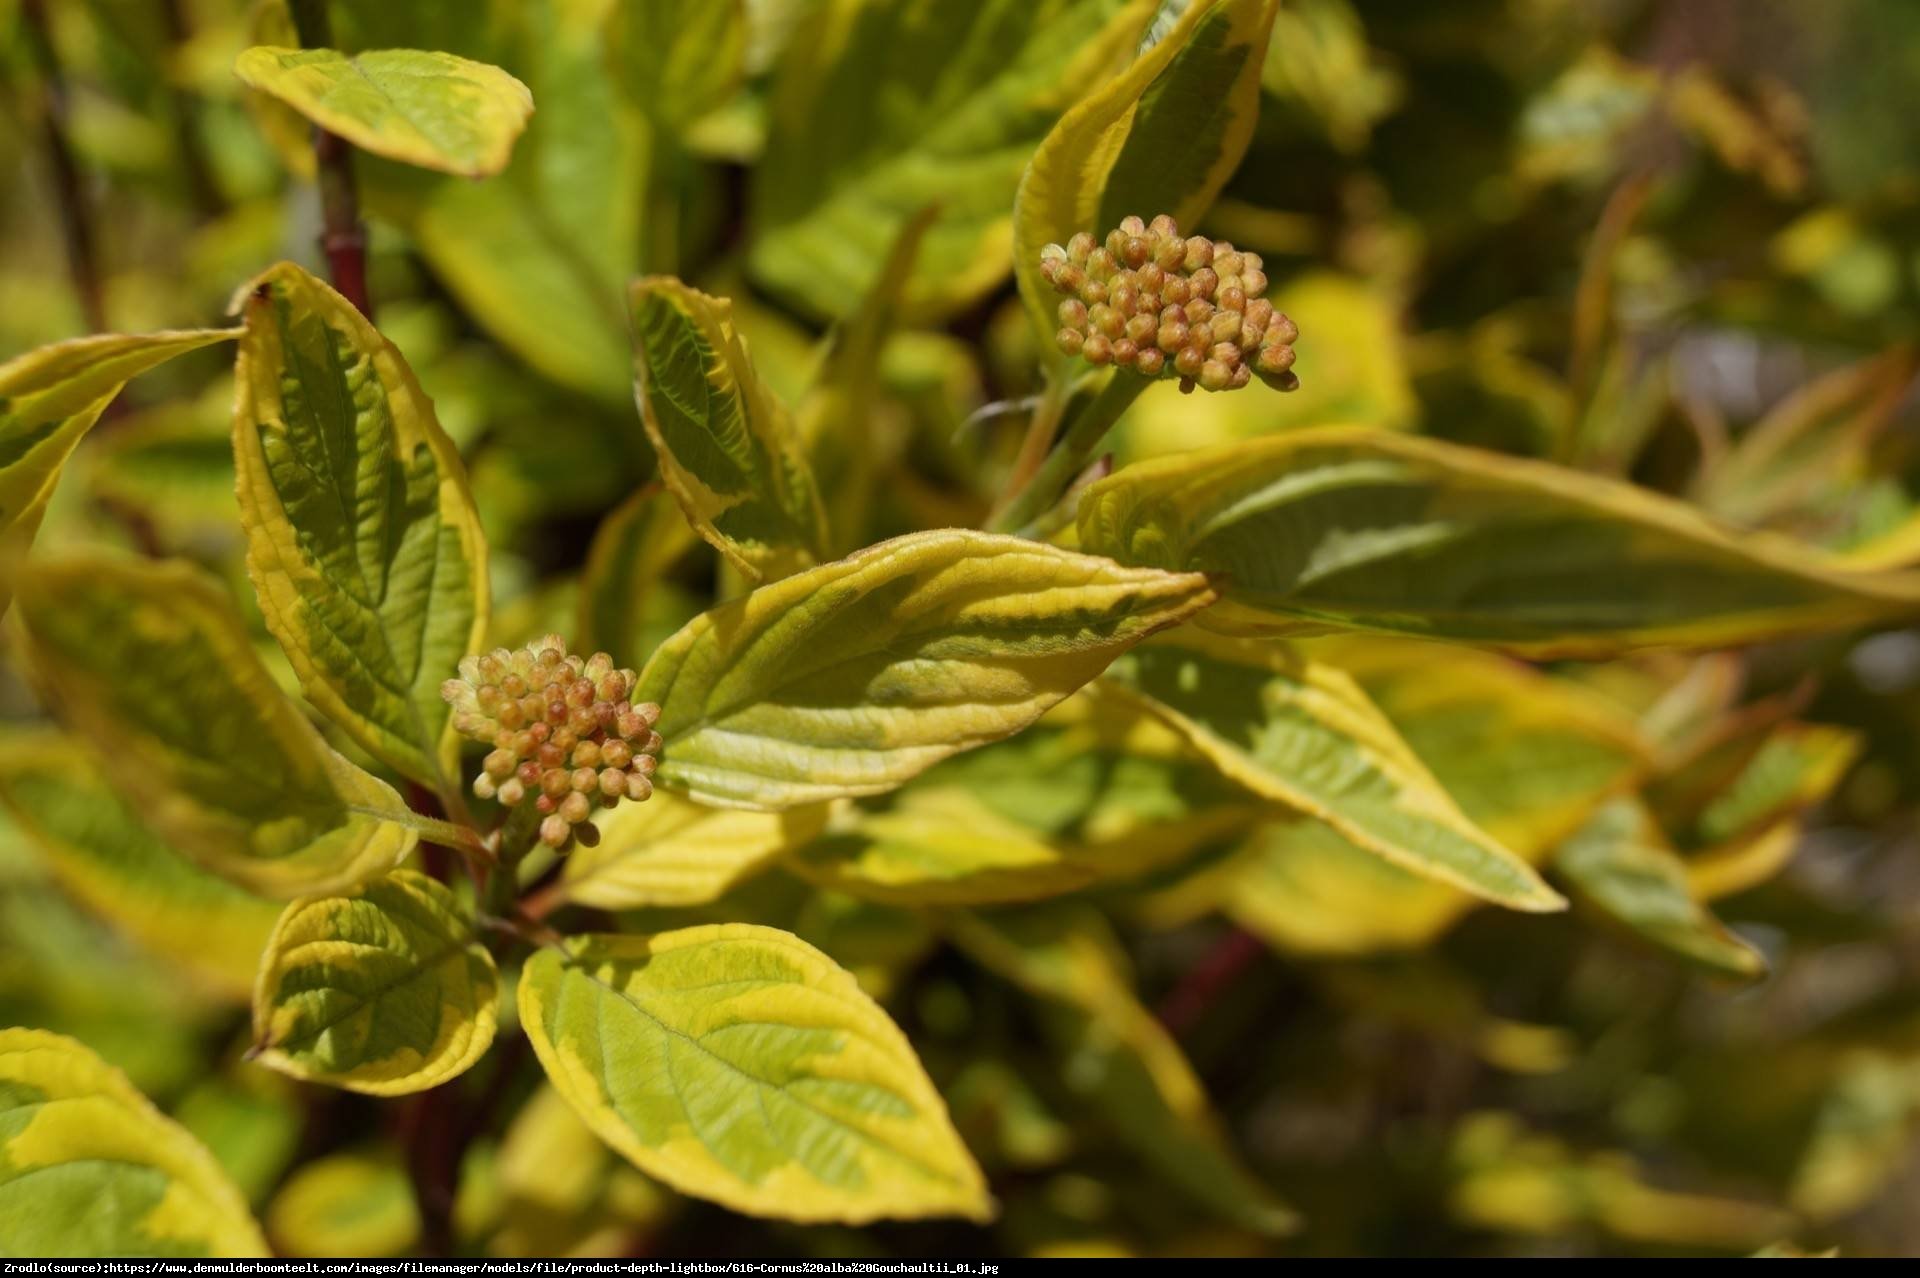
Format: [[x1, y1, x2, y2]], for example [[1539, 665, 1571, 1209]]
[[988, 372, 1150, 537]]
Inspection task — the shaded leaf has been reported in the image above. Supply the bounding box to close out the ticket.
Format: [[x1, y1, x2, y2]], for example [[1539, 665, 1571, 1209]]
[[609, 0, 747, 129], [519, 926, 991, 1223], [1553, 798, 1766, 979], [0, 732, 281, 1001], [14, 554, 418, 899], [944, 905, 1296, 1237], [635, 529, 1217, 809], [265, 1147, 418, 1258], [751, 0, 1148, 321]]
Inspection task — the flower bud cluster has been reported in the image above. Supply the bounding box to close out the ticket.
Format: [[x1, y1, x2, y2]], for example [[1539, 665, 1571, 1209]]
[[1039, 214, 1299, 395], [442, 635, 661, 850]]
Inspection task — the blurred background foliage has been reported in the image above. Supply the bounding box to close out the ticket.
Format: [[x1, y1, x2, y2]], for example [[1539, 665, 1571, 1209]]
[[4, 0, 1920, 1258]]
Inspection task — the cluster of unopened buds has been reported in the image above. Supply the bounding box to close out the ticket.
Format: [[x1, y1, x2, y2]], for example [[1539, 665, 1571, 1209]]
[[1039, 214, 1299, 394], [442, 636, 661, 850]]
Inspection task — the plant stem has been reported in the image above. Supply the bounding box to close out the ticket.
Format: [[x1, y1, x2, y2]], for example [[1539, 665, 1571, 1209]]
[[988, 372, 1149, 537], [287, 0, 371, 317], [1157, 926, 1265, 1037], [21, 0, 106, 332]]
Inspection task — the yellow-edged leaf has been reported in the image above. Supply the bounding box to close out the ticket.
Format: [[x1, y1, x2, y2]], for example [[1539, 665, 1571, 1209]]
[[518, 926, 992, 1224], [0, 1028, 269, 1257], [0, 327, 238, 613], [250, 870, 498, 1095], [233, 46, 533, 177], [0, 732, 282, 1001], [560, 791, 829, 910], [1552, 798, 1766, 979], [1079, 427, 1920, 654], [265, 1147, 418, 1258], [1014, 0, 1279, 342], [14, 554, 418, 899], [635, 529, 1217, 810], [630, 277, 828, 581], [1100, 632, 1563, 911], [232, 262, 489, 794], [789, 699, 1260, 905]]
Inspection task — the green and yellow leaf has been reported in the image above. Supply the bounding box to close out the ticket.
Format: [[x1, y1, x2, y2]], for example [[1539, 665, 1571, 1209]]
[[630, 277, 828, 580], [0, 327, 238, 613], [518, 926, 992, 1224], [0, 732, 282, 1001], [265, 1146, 418, 1258], [1100, 632, 1563, 911], [560, 791, 829, 910], [790, 698, 1260, 904], [1014, 0, 1280, 342], [0, 1028, 268, 1257], [1079, 427, 1920, 654], [635, 529, 1217, 809], [251, 870, 498, 1095], [14, 554, 418, 899], [1552, 798, 1766, 979], [750, 0, 1149, 321], [232, 262, 489, 794], [233, 47, 533, 177]]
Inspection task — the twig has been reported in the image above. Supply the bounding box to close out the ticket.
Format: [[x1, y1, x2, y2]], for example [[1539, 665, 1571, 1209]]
[[989, 372, 1149, 536], [1156, 926, 1266, 1037], [21, 0, 106, 332], [288, 0, 371, 317]]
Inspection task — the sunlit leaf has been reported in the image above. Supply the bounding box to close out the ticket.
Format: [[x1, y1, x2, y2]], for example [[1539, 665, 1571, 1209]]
[[232, 262, 489, 795], [560, 791, 828, 910], [0, 1028, 268, 1257], [635, 529, 1217, 809], [1100, 632, 1562, 910], [251, 870, 498, 1095], [790, 699, 1260, 904], [629, 277, 828, 580], [14, 554, 417, 899], [751, 0, 1148, 321], [519, 926, 992, 1223], [1014, 0, 1280, 342], [1080, 428, 1920, 655], [233, 47, 533, 177], [0, 732, 281, 1001]]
